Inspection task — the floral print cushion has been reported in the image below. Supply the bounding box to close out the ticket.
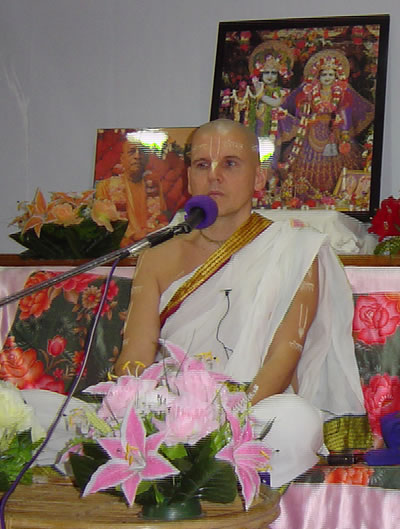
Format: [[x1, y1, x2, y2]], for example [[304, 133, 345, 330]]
[[0, 270, 132, 394], [299, 290, 400, 490]]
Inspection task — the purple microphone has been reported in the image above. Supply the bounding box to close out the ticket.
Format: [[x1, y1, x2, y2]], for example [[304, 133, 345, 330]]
[[184, 195, 218, 230]]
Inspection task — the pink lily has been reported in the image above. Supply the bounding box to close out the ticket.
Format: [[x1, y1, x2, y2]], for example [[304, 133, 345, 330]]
[[215, 417, 271, 510], [160, 341, 231, 382], [83, 403, 179, 506]]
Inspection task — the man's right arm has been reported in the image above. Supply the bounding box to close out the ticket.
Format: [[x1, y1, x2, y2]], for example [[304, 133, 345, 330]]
[[114, 249, 161, 376]]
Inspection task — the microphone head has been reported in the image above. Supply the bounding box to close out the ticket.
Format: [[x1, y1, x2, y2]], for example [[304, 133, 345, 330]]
[[184, 195, 218, 229]]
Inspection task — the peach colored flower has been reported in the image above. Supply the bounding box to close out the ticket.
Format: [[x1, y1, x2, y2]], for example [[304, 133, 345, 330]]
[[47, 203, 83, 227], [47, 336, 67, 357], [325, 465, 374, 486], [50, 190, 94, 207], [0, 347, 45, 389], [20, 189, 48, 236], [362, 374, 400, 438], [91, 199, 121, 231]]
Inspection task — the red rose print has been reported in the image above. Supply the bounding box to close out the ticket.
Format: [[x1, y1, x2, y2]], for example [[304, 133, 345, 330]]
[[28, 374, 65, 394], [19, 271, 58, 320], [0, 346, 45, 389], [353, 294, 400, 345], [363, 374, 400, 438], [58, 273, 98, 293]]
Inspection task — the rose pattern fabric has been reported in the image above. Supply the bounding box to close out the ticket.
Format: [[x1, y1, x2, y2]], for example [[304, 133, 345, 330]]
[[296, 288, 400, 492], [362, 374, 400, 438], [0, 271, 132, 394], [18, 271, 58, 320], [353, 293, 400, 345]]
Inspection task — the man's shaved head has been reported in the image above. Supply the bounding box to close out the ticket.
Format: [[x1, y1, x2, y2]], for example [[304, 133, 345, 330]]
[[191, 119, 260, 164]]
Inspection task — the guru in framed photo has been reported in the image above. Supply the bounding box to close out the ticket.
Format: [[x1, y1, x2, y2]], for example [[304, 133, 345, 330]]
[[94, 128, 195, 246], [210, 15, 389, 221]]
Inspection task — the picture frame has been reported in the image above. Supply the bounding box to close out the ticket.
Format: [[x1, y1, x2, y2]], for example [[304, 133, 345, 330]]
[[210, 15, 390, 221], [93, 127, 195, 246]]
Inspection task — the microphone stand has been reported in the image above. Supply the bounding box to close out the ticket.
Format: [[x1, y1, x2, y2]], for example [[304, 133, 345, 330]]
[[0, 222, 192, 308]]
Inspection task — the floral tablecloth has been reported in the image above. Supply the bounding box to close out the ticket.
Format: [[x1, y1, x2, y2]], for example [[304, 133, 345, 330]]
[[1, 264, 400, 528]]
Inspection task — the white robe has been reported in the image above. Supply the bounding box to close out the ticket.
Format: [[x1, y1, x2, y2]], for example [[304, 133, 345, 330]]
[[159, 220, 365, 486], [160, 220, 364, 416]]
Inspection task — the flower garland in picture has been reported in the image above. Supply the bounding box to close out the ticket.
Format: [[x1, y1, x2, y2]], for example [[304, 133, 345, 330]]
[[279, 78, 346, 172]]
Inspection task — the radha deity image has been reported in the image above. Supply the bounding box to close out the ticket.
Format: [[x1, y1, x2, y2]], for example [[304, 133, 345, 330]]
[[281, 49, 375, 196]]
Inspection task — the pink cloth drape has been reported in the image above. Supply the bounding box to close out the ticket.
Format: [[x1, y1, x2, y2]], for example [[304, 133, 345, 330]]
[[271, 483, 400, 529]]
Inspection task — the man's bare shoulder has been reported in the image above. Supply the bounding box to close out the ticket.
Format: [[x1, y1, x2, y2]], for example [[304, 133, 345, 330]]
[[136, 234, 198, 294]]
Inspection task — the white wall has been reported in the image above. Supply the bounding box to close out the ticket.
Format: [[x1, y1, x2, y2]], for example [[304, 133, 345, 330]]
[[0, 0, 398, 253]]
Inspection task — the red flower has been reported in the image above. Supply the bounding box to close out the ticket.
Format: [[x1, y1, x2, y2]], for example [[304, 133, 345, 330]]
[[306, 199, 317, 208], [0, 346, 44, 389], [353, 294, 400, 345], [25, 374, 65, 394], [325, 465, 373, 486], [368, 196, 400, 241], [101, 280, 119, 301], [53, 368, 64, 380], [73, 351, 87, 376], [19, 271, 58, 320], [271, 201, 282, 209], [47, 335, 67, 357], [362, 374, 400, 438], [58, 273, 98, 293]]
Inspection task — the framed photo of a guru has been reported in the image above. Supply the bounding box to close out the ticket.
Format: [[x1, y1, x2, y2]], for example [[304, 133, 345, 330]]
[[93, 128, 195, 246], [210, 15, 390, 221]]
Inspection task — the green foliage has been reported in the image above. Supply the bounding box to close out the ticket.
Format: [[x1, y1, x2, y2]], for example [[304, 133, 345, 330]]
[[374, 236, 400, 256], [0, 430, 42, 492], [10, 219, 128, 259]]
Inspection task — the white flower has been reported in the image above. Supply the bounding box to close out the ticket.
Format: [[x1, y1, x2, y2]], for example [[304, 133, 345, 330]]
[[0, 381, 45, 451]]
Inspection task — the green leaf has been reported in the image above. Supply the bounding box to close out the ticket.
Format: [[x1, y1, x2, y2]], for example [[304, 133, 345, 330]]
[[0, 430, 37, 489], [160, 443, 187, 460], [170, 458, 237, 504], [69, 453, 106, 491]]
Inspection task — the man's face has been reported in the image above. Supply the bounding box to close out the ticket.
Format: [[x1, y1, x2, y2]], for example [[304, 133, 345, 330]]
[[188, 127, 265, 221], [122, 142, 145, 182]]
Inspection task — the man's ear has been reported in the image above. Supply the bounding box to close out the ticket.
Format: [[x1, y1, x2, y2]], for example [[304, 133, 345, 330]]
[[254, 165, 267, 191]]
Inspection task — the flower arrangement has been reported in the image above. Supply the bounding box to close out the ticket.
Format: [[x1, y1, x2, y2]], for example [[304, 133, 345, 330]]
[[368, 196, 400, 255], [0, 381, 44, 491], [9, 189, 128, 259], [63, 342, 271, 520]]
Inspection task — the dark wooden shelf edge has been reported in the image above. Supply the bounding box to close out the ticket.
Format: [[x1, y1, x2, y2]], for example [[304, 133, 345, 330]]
[[1, 254, 400, 267]]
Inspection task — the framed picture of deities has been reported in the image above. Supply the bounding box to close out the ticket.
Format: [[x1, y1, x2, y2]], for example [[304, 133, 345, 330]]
[[210, 15, 389, 221], [94, 127, 196, 246]]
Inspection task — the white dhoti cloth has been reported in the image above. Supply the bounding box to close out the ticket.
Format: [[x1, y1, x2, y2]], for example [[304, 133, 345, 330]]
[[159, 219, 365, 487]]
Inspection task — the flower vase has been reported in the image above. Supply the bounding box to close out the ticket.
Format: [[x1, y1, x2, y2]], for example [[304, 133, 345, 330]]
[[140, 498, 203, 521]]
